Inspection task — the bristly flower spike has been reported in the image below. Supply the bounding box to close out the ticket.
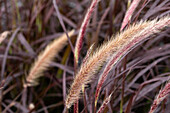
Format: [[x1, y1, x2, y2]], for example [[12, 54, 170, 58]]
[[25, 30, 74, 87], [66, 16, 170, 109], [149, 81, 170, 113], [97, 92, 113, 113]]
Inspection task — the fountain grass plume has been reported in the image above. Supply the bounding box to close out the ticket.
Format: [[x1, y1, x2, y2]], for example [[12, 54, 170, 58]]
[[0, 31, 11, 44], [25, 30, 74, 87], [97, 92, 113, 113], [94, 15, 170, 107], [149, 81, 170, 113], [66, 16, 170, 108]]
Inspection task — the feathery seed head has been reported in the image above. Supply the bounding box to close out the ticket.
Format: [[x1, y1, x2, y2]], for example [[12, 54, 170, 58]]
[[66, 16, 170, 108], [0, 31, 11, 44], [149, 81, 170, 113], [25, 30, 75, 87]]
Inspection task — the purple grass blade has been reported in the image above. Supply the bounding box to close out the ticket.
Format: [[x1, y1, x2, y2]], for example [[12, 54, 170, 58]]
[[74, 0, 100, 64], [1, 28, 20, 79], [121, 0, 141, 31], [53, 0, 74, 54]]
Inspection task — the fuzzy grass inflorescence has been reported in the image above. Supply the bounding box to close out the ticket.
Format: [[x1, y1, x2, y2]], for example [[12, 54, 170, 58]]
[[149, 81, 170, 113], [65, 16, 170, 108], [0, 31, 11, 44], [25, 30, 74, 87], [73, 0, 100, 111], [97, 92, 113, 113]]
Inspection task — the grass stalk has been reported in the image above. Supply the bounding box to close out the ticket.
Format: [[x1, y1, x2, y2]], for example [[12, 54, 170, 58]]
[[120, 57, 127, 113], [74, 100, 78, 113]]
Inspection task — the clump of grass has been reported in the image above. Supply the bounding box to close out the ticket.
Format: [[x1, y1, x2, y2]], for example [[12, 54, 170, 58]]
[[25, 30, 74, 87], [1, 0, 170, 112], [66, 16, 170, 108]]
